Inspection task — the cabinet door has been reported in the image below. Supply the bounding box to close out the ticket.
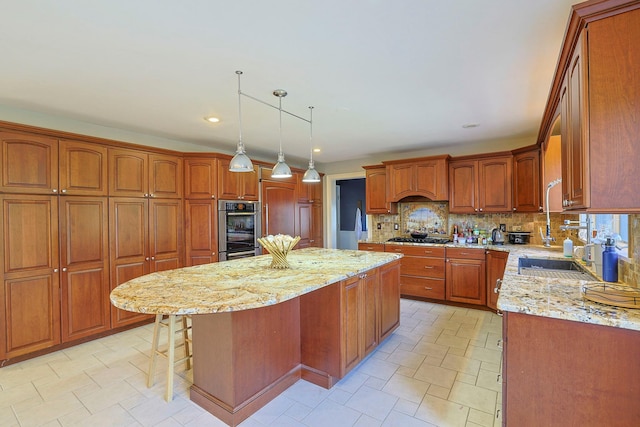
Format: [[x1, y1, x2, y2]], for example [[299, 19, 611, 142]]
[[109, 198, 151, 328], [185, 158, 217, 199], [387, 163, 414, 201], [149, 199, 183, 272], [149, 154, 183, 199], [297, 203, 312, 248], [479, 157, 512, 212], [449, 160, 477, 213], [513, 149, 541, 212], [362, 270, 379, 357], [59, 197, 110, 342], [109, 148, 148, 197], [311, 203, 323, 248], [0, 195, 60, 359], [59, 140, 108, 196], [486, 250, 508, 311], [416, 160, 448, 200], [0, 131, 58, 194], [185, 199, 218, 265], [446, 257, 486, 305], [379, 261, 400, 342], [217, 159, 258, 200], [262, 181, 296, 237], [240, 167, 259, 201], [341, 276, 362, 374], [365, 166, 396, 214]]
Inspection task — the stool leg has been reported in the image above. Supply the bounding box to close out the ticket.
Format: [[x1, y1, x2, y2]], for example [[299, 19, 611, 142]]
[[147, 314, 163, 388], [182, 316, 191, 370], [165, 314, 176, 402]]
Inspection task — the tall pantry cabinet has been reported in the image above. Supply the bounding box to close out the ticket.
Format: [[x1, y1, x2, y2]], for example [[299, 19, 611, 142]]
[[0, 132, 111, 359]]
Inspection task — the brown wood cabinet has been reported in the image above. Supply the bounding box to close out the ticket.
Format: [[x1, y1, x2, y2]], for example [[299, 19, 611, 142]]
[[109, 148, 183, 198], [512, 147, 541, 213], [362, 165, 397, 214], [0, 195, 60, 360], [0, 131, 59, 195], [109, 197, 182, 328], [445, 247, 486, 305], [385, 245, 446, 301], [262, 180, 296, 238], [358, 242, 385, 252], [539, 5, 640, 212], [59, 140, 108, 196], [59, 197, 110, 342], [300, 260, 400, 388], [502, 311, 640, 426], [217, 158, 259, 201], [184, 199, 218, 266], [449, 155, 512, 214], [485, 249, 508, 311], [384, 156, 449, 202], [296, 172, 322, 204], [184, 157, 217, 200]]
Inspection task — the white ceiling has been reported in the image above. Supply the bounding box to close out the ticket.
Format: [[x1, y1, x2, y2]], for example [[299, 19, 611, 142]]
[[0, 0, 577, 168]]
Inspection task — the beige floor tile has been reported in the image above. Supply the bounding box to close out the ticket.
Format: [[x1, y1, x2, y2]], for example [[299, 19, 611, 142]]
[[476, 370, 502, 393], [412, 341, 449, 359], [302, 398, 361, 427], [414, 364, 457, 389], [0, 382, 41, 408], [464, 346, 502, 365], [386, 348, 426, 369], [468, 408, 496, 427], [426, 384, 450, 400], [356, 357, 399, 381], [448, 381, 497, 413], [441, 353, 482, 376], [346, 385, 398, 421], [382, 373, 430, 404], [456, 372, 476, 385], [0, 405, 19, 426], [33, 372, 96, 402], [415, 394, 469, 427], [13, 391, 84, 426], [393, 398, 420, 416], [77, 379, 142, 414]]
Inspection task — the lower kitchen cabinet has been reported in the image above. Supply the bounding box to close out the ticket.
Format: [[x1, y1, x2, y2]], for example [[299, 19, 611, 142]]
[[486, 249, 508, 311], [445, 247, 486, 305], [503, 311, 640, 426], [386, 245, 446, 300], [300, 259, 400, 388]]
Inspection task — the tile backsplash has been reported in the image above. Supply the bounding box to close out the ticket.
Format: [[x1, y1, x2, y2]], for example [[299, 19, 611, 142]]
[[367, 203, 640, 287]]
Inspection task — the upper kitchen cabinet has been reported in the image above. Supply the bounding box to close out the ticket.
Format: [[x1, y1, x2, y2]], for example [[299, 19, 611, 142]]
[[362, 165, 397, 214], [537, 3, 640, 212], [449, 154, 512, 214], [109, 148, 183, 198], [383, 155, 449, 202], [296, 171, 323, 204], [184, 157, 217, 199], [217, 157, 259, 201], [512, 146, 542, 212], [0, 131, 58, 194], [59, 140, 108, 196]]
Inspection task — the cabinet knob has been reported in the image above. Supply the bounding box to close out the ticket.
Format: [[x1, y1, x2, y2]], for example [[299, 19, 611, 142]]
[[424, 287, 433, 290], [52, 189, 58, 193], [424, 266, 434, 269], [211, 195, 216, 199], [479, 208, 483, 212], [145, 257, 150, 261], [474, 208, 478, 212], [144, 193, 149, 197], [53, 268, 59, 273], [512, 207, 516, 211], [151, 256, 155, 260], [62, 267, 67, 272], [149, 193, 155, 198], [61, 189, 67, 194], [212, 252, 216, 255]]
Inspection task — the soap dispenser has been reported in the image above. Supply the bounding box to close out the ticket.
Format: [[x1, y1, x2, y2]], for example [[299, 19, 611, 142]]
[[563, 237, 573, 257]]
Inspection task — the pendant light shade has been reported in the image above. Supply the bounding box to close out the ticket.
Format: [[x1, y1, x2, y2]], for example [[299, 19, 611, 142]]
[[302, 106, 321, 183], [271, 89, 292, 178], [229, 71, 254, 173]]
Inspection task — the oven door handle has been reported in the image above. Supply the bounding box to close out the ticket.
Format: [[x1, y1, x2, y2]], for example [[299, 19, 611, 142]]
[[264, 204, 269, 236], [226, 212, 256, 216], [226, 250, 258, 259]]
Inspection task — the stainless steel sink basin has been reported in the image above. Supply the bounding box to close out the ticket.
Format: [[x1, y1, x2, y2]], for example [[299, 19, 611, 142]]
[[518, 257, 598, 280]]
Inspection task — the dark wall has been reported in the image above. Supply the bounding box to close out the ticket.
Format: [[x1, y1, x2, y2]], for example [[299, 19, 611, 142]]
[[337, 178, 367, 231]]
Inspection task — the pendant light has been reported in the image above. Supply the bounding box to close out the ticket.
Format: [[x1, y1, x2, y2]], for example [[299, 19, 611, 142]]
[[271, 89, 292, 178], [229, 71, 254, 172], [302, 106, 321, 183]]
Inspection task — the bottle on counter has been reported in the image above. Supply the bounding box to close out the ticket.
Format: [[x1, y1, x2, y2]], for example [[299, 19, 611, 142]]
[[563, 237, 573, 258], [602, 238, 618, 282]]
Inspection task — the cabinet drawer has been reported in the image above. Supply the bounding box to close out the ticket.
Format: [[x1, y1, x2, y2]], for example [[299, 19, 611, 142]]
[[400, 276, 445, 300], [446, 247, 485, 260], [385, 245, 445, 257], [358, 243, 385, 252], [402, 256, 445, 278]]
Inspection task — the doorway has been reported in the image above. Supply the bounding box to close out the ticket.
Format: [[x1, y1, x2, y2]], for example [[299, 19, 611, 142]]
[[324, 172, 367, 249]]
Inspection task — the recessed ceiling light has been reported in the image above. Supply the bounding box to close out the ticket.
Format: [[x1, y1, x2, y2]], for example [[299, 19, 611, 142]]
[[204, 116, 220, 123], [313, 148, 321, 153], [462, 123, 480, 128]]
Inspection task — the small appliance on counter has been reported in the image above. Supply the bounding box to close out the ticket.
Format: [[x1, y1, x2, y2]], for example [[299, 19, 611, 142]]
[[491, 228, 505, 245], [508, 231, 531, 245]]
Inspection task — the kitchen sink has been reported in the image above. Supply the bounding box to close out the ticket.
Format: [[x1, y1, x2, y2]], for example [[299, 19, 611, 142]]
[[518, 257, 598, 281]]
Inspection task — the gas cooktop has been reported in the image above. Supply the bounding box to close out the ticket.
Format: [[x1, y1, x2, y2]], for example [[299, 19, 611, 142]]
[[387, 237, 451, 244]]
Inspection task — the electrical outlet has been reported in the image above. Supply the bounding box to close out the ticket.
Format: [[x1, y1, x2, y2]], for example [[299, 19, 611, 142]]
[[394, 223, 399, 230], [377, 223, 382, 230]]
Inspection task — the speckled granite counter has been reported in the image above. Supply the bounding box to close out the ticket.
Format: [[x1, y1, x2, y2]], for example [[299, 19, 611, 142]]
[[110, 247, 401, 315], [495, 245, 640, 331]]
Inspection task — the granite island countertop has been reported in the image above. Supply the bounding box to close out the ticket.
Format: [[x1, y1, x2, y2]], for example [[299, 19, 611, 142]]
[[110, 247, 402, 315], [361, 239, 640, 331]]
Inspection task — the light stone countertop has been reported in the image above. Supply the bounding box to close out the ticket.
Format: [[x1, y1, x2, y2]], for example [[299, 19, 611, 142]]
[[110, 248, 402, 315], [365, 240, 640, 331]]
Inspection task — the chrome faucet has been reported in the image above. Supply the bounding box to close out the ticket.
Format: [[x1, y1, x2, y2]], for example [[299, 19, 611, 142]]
[[540, 178, 562, 247]]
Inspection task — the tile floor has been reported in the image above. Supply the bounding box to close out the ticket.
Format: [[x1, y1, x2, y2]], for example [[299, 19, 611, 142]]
[[0, 299, 503, 427]]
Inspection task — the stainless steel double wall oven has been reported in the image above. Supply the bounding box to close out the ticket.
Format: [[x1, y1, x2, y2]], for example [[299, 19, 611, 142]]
[[218, 200, 262, 261]]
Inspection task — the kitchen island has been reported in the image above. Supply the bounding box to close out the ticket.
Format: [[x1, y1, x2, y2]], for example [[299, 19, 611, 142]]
[[496, 246, 640, 426], [110, 248, 402, 427]]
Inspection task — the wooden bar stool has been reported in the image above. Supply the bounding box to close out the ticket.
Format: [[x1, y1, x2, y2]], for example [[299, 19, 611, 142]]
[[147, 314, 192, 401]]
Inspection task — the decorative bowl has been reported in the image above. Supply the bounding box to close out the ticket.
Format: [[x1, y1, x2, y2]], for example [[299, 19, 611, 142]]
[[257, 234, 301, 269]]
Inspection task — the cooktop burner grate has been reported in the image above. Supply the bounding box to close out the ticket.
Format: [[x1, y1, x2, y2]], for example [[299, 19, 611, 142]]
[[387, 237, 451, 244]]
